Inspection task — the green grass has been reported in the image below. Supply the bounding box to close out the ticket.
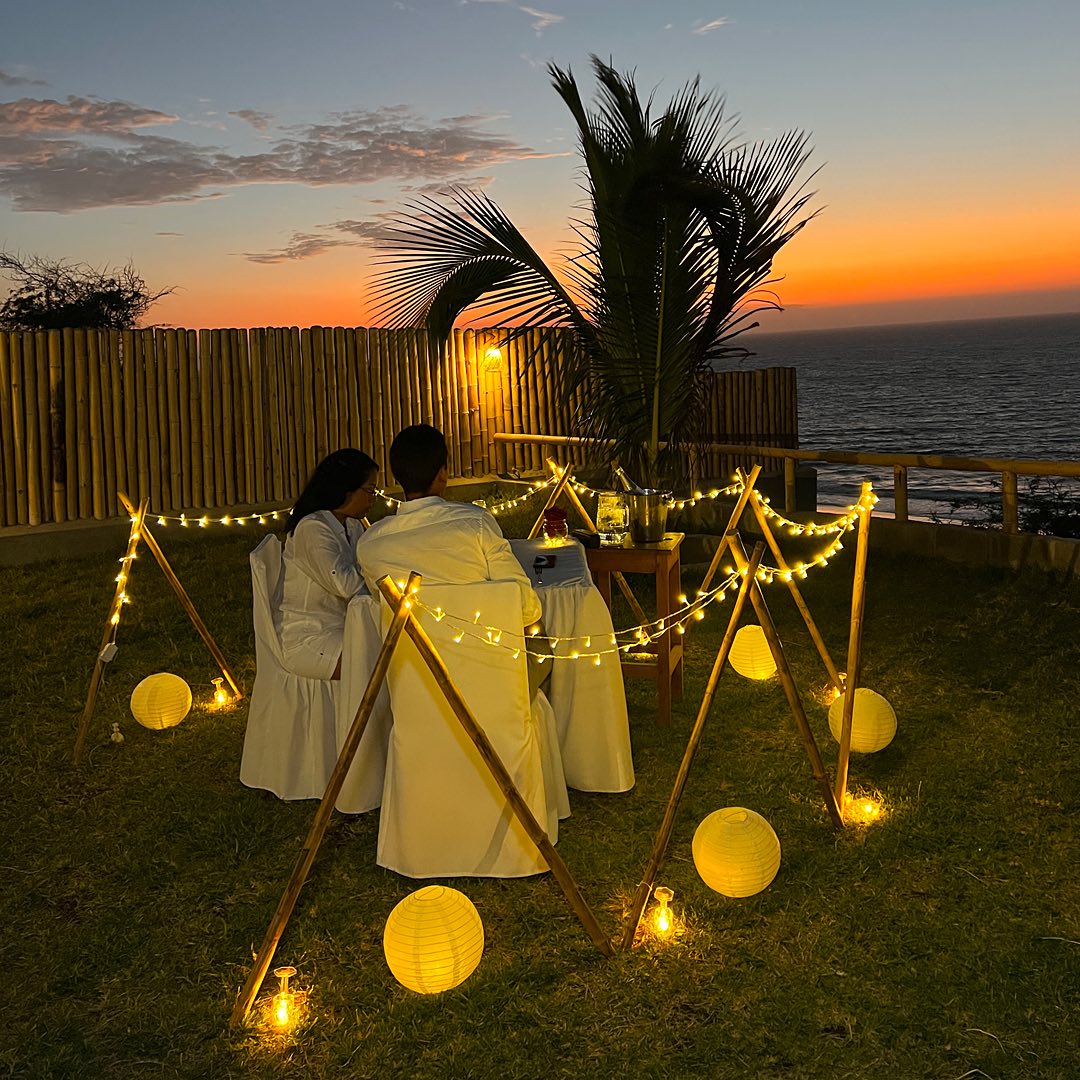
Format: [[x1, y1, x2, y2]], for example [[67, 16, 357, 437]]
[[2, 509, 1078, 1079]]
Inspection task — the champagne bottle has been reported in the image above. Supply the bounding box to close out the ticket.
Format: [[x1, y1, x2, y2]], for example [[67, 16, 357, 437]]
[[613, 464, 646, 494]]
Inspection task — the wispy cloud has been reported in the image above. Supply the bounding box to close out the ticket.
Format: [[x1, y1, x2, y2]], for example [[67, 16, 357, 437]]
[[229, 108, 274, 132], [0, 68, 48, 88], [693, 17, 731, 35], [0, 95, 550, 212], [242, 215, 397, 263], [519, 5, 562, 33]]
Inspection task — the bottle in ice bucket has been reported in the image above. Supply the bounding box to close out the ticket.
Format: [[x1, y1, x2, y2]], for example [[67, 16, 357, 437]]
[[542, 507, 569, 542]]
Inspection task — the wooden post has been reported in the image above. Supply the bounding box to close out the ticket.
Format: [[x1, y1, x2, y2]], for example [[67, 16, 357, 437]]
[[727, 533, 845, 830], [74, 497, 148, 765], [377, 578, 616, 959], [1002, 470, 1018, 534], [834, 483, 874, 814], [893, 465, 908, 523], [698, 464, 761, 594], [229, 573, 420, 1027], [741, 472, 845, 695], [784, 457, 797, 513], [116, 492, 242, 700], [620, 543, 766, 950]]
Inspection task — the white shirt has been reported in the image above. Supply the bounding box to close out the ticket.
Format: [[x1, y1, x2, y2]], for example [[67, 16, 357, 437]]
[[279, 510, 366, 679], [355, 497, 542, 624]]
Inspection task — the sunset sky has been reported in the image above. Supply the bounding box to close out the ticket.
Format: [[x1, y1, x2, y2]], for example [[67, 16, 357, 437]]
[[1, 0, 1078, 334]]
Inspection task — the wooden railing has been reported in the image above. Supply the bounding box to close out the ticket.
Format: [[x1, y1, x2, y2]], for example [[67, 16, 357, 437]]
[[0, 326, 798, 528]]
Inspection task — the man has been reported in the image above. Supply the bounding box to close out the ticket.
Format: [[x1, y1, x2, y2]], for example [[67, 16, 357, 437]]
[[356, 423, 541, 624]]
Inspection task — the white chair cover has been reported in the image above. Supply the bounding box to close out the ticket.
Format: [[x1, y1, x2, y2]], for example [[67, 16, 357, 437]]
[[377, 581, 567, 879], [241, 535, 389, 811]]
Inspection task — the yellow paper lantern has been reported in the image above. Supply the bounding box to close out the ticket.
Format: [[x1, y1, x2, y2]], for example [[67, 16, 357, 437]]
[[692, 807, 781, 897], [130, 672, 192, 730], [383, 885, 484, 994], [728, 624, 777, 680], [828, 687, 896, 753]]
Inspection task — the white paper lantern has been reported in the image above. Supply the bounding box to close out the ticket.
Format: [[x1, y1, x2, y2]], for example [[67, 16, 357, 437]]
[[728, 624, 777, 680], [828, 688, 896, 753], [383, 886, 484, 994], [130, 673, 192, 730], [692, 807, 781, 897]]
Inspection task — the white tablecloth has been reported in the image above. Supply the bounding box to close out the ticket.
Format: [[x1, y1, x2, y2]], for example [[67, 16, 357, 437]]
[[511, 539, 635, 793]]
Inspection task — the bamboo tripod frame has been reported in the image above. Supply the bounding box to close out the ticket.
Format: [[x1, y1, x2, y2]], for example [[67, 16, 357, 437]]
[[73, 490, 242, 765], [230, 573, 614, 1026]]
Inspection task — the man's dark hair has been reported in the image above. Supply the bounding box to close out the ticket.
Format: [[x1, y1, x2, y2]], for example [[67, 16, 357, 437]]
[[390, 424, 449, 495]]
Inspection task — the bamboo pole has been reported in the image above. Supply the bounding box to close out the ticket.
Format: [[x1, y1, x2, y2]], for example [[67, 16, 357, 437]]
[[74, 497, 148, 765], [288, 327, 306, 488], [377, 577, 616, 958], [106, 331, 122, 516], [310, 327, 328, 464], [741, 472, 844, 694], [117, 492, 242, 699], [178, 328, 192, 510], [46, 330, 63, 523], [62, 328, 77, 520], [727, 533, 844, 830], [263, 329, 284, 501], [620, 542, 766, 950], [0, 335, 16, 525], [528, 460, 574, 538], [220, 330, 237, 507], [357, 329, 376, 461], [834, 483, 874, 813], [229, 572, 420, 1027], [87, 331, 106, 519], [164, 330, 182, 511], [122, 330, 138, 508], [143, 331, 162, 512], [10, 335, 30, 524], [198, 330, 214, 508], [1002, 470, 1018, 534], [454, 331, 471, 476], [74, 329, 92, 518], [367, 329, 385, 477], [698, 464, 761, 594], [26, 333, 46, 525], [334, 327, 351, 447]]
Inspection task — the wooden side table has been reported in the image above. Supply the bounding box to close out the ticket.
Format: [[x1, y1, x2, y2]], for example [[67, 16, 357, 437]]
[[585, 533, 684, 724]]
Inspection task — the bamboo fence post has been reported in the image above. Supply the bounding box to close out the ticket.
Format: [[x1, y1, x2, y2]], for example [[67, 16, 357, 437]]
[[199, 330, 214, 508], [122, 330, 138, 508], [834, 483, 874, 813], [309, 327, 328, 464], [107, 330, 122, 515], [0, 334, 16, 524], [143, 331, 163, 513], [238, 329, 255, 504], [1002, 470, 1018, 534], [288, 327, 306, 489], [74, 329, 92, 518], [741, 472, 845, 694], [264, 329, 284, 501], [74, 497, 148, 765], [46, 331, 63, 523], [116, 492, 242, 699], [62, 328, 77, 520], [726, 533, 844, 830], [358, 329, 376, 464], [10, 335, 30, 524], [698, 464, 762, 594], [367, 329, 386, 477], [249, 328, 267, 503], [164, 330, 182, 511], [220, 330, 237, 507], [26, 334, 45, 525], [87, 331, 106, 519], [229, 572, 420, 1027], [620, 542, 766, 951], [178, 329, 193, 510], [453, 331, 471, 475], [377, 577, 615, 958], [134, 331, 151, 507], [893, 465, 908, 523]]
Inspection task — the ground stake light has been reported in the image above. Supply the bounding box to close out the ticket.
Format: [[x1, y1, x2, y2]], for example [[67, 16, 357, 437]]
[[728, 624, 777, 680], [212, 677, 228, 707], [129, 673, 192, 730], [651, 886, 675, 937], [692, 807, 781, 897], [383, 886, 484, 994], [828, 688, 896, 753], [270, 965, 296, 1029]]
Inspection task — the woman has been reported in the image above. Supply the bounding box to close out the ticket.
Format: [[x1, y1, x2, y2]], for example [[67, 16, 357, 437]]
[[279, 448, 379, 679]]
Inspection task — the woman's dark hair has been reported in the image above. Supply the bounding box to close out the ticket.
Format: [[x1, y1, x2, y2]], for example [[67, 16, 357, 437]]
[[287, 449, 378, 534]]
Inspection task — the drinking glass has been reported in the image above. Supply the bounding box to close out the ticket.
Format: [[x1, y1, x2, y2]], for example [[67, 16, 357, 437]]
[[596, 492, 629, 545]]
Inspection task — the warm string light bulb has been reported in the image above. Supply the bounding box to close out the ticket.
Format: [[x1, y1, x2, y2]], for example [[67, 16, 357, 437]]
[[652, 885, 675, 937], [271, 965, 297, 1029], [212, 677, 228, 707]]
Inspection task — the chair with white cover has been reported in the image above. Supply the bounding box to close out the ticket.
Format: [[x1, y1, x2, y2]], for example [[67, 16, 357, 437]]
[[241, 534, 390, 810], [376, 580, 567, 879]]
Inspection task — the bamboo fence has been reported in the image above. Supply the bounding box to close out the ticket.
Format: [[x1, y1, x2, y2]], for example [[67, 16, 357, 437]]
[[0, 326, 798, 527]]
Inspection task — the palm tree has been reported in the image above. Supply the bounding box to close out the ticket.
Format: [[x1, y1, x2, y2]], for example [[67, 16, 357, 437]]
[[375, 56, 818, 488]]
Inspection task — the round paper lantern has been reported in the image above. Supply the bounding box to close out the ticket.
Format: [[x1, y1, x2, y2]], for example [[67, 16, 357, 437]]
[[130, 672, 192, 730], [728, 624, 777, 680], [828, 688, 896, 753], [692, 807, 781, 897], [383, 885, 484, 994]]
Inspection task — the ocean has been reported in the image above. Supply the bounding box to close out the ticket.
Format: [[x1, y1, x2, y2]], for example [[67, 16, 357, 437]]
[[741, 311, 1080, 521]]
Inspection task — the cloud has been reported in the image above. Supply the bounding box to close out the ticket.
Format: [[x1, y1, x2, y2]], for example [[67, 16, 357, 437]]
[[155, 230, 183, 236], [519, 5, 562, 32], [241, 215, 397, 263], [229, 108, 274, 132], [693, 17, 731, 34], [0, 69, 48, 88], [0, 96, 549, 212]]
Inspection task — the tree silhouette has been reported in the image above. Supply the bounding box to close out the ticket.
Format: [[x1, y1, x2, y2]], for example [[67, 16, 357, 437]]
[[0, 252, 174, 331]]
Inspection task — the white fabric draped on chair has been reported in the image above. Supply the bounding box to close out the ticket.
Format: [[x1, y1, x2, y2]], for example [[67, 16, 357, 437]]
[[241, 535, 390, 811], [376, 580, 568, 879]]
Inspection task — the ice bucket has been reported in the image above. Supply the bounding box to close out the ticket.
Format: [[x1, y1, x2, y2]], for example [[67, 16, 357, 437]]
[[626, 490, 671, 544]]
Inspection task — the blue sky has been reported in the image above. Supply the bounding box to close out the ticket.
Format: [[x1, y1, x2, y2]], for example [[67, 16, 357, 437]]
[[2, 0, 1078, 330]]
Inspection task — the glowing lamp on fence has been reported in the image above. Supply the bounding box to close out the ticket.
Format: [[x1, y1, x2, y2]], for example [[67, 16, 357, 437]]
[[828, 688, 896, 753], [692, 807, 781, 897], [212, 677, 228, 707], [728, 625, 777, 680], [130, 672, 192, 730], [383, 886, 484, 994], [270, 965, 296, 1029], [481, 346, 504, 374], [651, 885, 675, 937]]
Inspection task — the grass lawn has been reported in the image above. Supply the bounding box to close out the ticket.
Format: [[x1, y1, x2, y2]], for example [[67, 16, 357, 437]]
[[2, 503, 1078, 1079]]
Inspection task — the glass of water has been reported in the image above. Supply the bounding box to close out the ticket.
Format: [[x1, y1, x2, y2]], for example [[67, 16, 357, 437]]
[[596, 492, 629, 545]]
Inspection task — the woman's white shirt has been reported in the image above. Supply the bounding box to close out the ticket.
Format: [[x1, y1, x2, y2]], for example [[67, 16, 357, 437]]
[[279, 510, 366, 679]]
